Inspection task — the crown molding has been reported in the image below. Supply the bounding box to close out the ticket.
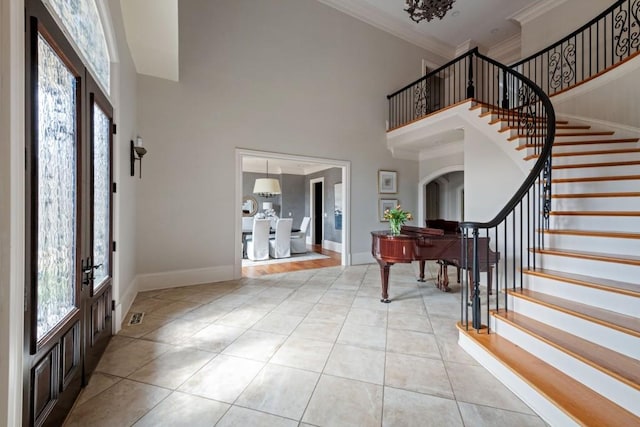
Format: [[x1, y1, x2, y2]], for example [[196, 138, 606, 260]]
[[316, 0, 454, 60], [508, 0, 569, 26]]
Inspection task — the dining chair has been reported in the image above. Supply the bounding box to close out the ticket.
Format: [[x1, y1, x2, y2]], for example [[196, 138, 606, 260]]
[[246, 218, 271, 261], [269, 218, 292, 258], [290, 216, 310, 254]]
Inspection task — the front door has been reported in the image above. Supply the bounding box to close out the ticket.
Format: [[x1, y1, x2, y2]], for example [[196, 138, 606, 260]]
[[24, 2, 113, 425]]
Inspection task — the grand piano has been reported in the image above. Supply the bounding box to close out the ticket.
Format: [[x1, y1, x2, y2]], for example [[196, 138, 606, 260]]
[[371, 222, 498, 303]]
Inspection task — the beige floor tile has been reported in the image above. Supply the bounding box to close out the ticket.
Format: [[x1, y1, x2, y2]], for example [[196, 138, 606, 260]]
[[272, 299, 315, 316], [457, 401, 547, 427], [286, 289, 325, 304], [291, 318, 343, 342], [179, 301, 232, 323], [142, 318, 209, 345], [178, 354, 264, 403], [270, 336, 334, 372], [386, 297, 427, 315], [382, 386, 463, 427], [250, 312, 304, 335], [324, 344, 385, 385], [188, 323, 246, 353], [307, 303, 350, 322], [446, 361, 536, 414], [75, 372, 121, 406], [64, 379, 170, 427], [128, 346, 215, 389], [435, 334, 479, 365], [387, 311, 432, 332], [302, 375, 383, 426], [132, 391, 229, 426], [215, 306, 268, 328], [318, 289, 356, 306], [118, 314, 172, 338], [222, 330, 287, 362], [258, 286, 295, 300], [95, 339, 173, 377], [128, 297, 170, 315], [386, 329, 441, 359], [385, 352, 454, 398], [216, 406, 298, 427], [344, 308, 387, 328], [146, 300, 203, 319], [236, 364, 319, 419], [337, 323, 386, 350]]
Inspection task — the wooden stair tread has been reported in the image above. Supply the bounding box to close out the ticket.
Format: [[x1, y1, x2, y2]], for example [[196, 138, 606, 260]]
[[552, 191, 640, 198], [508, 131, 614, 141], [457, 323, 640, 426], [552, 137, 639, 147], [493, 310, 640, 390], [553, 159, 640, 169], [523, 267, 640, 297], [542, 228, 640, 239], [552, 174, 640, 183], [533, 246, 640, 266], [508, 288, 640, 337], [499, 124, 589, 132], [549, 210, 640, 217]]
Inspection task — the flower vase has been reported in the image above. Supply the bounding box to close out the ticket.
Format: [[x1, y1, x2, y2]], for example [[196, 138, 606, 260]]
[[389, 219, 402, 235]]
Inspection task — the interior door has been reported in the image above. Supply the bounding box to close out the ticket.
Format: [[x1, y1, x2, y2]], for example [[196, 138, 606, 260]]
[[24, 2, 113, 425]]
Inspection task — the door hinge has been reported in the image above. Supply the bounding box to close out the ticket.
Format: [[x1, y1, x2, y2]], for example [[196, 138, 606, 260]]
[[112, 123, 117, 135], [111, 300, 116, 311], [112, 241, 116, 252], [112, 182, 117, 193]]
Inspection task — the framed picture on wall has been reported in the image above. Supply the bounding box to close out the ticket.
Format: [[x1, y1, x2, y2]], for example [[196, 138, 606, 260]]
[[378, 170, 397, 194], [379, 198, 398, 221]]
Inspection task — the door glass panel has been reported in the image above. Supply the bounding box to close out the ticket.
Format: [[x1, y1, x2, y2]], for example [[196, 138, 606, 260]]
[[92, 104, 110, 287], [36, 33, 78, 340]]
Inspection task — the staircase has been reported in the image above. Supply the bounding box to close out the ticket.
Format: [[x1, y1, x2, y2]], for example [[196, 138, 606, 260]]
[[458, 112, 640, 426]]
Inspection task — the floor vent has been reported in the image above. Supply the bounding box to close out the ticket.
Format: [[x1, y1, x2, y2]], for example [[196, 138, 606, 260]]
[[128, 312, 145, 326]]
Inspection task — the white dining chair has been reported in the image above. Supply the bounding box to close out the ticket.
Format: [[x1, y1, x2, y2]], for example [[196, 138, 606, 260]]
[[290, 216, 310, 254], [246, 218, 271, 261], [269, 218, 292, 258]]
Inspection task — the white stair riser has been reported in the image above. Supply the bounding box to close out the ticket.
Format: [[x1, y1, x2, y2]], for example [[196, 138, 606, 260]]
[[552, 196, 640, 211], [550, 142, 639, 154], [524, 274, 639, 317], [552, 153, 640, 166], [552, 180, 640, 194], [548, 215, 640, 233], [543, 233, 640, 254], [491, 317, 640, 417], [534, 253, 639, 286], [510, 295, 640, 360], [552, 164, 640, 179]]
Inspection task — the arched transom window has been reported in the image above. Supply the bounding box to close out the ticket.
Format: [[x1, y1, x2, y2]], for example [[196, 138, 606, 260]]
[[45, 0, 110, 93]]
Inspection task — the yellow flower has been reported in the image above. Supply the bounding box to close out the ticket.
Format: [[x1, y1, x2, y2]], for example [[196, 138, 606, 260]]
[[383, 205, 412, 222]]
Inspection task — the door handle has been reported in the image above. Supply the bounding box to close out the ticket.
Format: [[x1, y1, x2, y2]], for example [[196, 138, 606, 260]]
[[82, 260, 103, 286]]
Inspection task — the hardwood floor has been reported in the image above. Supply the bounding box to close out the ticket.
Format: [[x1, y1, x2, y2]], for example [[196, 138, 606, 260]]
[[242, 245, 342, 278]]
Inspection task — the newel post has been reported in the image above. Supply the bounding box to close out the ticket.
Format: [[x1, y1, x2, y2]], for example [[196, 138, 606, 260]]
[[471, 228, 482, 330]]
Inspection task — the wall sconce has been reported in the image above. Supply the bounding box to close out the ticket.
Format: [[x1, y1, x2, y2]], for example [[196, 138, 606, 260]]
[[130, 137, 147, 178]]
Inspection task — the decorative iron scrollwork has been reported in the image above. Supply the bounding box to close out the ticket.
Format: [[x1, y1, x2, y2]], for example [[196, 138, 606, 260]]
[[542, 158, 552, 229], [414, 79, 431, 119], [614, 0, 640, 59], [517, 85, 537, 136], [548, 43, 575, 91]]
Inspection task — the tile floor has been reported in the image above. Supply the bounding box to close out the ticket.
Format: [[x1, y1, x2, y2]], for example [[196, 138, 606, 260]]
[[64, 263, 547, 427]]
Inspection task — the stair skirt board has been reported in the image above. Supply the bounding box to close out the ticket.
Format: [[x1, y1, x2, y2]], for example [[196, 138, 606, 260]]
[[523, 274, 638, 317], [457, 330, 581, 427], [490, 315, 640, 416], [534, 252, 639, 285], [509, 295, 640, 360]]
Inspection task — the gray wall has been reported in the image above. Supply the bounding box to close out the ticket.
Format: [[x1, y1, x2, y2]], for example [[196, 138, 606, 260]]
[[281, 174, 306, 228], [136, 0, 426, 274]]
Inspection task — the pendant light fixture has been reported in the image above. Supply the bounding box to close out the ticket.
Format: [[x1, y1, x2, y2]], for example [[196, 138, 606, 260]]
[[253, 160, 281, 198]]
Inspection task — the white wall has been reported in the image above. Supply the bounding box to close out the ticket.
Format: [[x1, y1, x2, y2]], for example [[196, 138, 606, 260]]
[[0, 0, 24, 424], [135, 0, 427, 279], [520, 0, 609, 58], [107, 0, 140, 328]]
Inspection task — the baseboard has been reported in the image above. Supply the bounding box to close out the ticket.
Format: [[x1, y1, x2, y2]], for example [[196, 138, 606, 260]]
[[323, 240, 342, 253], [351, 251, 375, 265], [114, 276, 139, 333], [136, 264, 235, 292]]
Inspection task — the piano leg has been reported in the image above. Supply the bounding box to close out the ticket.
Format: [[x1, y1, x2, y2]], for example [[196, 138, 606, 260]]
[[436, 262, 450, 292], [418, 260, 426, 282], [376, 259, 393, 303]]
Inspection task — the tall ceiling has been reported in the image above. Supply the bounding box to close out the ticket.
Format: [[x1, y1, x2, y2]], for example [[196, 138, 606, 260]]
[[119, 0, 561, 81]]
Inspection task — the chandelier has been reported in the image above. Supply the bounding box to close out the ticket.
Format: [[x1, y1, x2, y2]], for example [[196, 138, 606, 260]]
[[404, 0, 456, 23], [253, 160, 281, 198]]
